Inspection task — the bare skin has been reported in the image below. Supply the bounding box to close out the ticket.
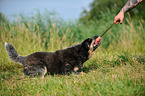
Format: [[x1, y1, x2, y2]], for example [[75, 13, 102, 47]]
[[114, 0, 143, 24]]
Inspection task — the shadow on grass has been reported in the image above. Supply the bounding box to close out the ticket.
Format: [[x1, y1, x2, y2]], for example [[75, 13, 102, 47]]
[[81, 61, 99, 73]]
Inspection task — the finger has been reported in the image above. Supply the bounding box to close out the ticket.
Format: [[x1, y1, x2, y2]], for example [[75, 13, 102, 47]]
[[114, 20, 119, 24], [116, 22, 119, 24], [120, 19, 123, 24], [114, 19, 117, 24]]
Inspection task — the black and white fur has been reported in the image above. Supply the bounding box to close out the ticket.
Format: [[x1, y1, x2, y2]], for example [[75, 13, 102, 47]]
[[5, 35, 100, 78]]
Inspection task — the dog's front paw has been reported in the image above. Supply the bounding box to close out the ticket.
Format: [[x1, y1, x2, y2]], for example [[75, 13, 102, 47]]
[[80, 71, 86, 75]]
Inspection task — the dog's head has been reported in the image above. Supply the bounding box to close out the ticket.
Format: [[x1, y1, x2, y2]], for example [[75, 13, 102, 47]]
[[80, 35, 101, 58]]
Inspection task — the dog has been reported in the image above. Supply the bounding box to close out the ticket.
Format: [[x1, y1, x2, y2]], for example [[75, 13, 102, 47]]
[[5, 35, 101, 78]]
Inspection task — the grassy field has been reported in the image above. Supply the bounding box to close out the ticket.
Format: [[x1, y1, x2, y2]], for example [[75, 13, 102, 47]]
[[0, 12, 145, 96]]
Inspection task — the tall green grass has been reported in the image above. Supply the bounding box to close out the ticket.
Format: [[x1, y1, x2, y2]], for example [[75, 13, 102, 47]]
[[0, 12, 145, 96]]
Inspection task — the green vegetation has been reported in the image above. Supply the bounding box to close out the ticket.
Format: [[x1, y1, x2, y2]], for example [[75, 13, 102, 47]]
[[80, 0, 145, 24], [0, 7, 145, 96]]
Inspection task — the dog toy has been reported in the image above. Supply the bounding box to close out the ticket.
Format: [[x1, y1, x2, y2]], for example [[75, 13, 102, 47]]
[[95, 37, 101, 45]]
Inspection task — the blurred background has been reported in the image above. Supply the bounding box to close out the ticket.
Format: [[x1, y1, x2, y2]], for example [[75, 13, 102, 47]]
[[0, 0, 145, 51]]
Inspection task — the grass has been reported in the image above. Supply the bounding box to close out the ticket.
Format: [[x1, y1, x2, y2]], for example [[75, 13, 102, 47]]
[[0, 12, 145, 96]]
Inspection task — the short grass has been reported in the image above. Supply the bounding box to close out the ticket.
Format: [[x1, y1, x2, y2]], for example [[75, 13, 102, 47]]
[[0, 13, 145, 96]]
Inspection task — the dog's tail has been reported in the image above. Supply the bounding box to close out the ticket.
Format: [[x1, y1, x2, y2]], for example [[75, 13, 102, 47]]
[[5, 42, 25, 65]]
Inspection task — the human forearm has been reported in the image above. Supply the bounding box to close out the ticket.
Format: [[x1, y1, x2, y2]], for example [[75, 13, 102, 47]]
[[114, 0, 143, 24], [121, 0, 143, 13]]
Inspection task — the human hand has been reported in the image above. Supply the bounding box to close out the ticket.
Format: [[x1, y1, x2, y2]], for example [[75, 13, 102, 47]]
[[114, 11, 124, 24]]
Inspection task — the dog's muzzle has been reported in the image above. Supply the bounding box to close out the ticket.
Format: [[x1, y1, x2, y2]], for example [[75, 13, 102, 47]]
[[88, 36, 101, 58]]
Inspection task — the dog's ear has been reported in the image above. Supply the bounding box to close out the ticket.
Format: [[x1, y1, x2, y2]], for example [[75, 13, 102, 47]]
[[78, 38, 91, 52], [93, 35, 98, 39], [82, 38, 91, 47]]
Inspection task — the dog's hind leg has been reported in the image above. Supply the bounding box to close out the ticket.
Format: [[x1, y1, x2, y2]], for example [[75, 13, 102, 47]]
[[40, 66, 47, 79], [23, 62, 47, 78]]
